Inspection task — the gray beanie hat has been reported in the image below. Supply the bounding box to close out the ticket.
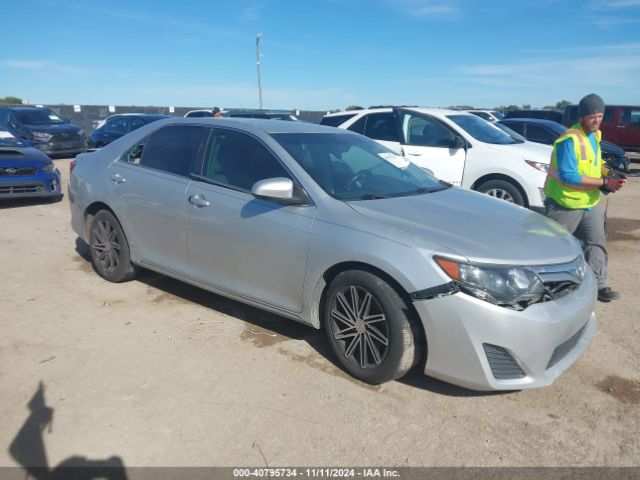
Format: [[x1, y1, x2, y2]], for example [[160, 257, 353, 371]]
[[578, 93, 605, 118]]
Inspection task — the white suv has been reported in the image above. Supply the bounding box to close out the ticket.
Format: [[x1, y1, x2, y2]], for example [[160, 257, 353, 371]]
[[321, 107, 551, 209]]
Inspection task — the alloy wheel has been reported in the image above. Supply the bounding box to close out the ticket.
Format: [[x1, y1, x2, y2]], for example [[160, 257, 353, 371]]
[[92, 220, 121, 273], [485, 188, 515, 203], [330, 285, 390, 369]]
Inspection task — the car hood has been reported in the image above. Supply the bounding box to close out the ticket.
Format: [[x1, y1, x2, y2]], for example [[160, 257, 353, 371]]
[[24, 123, 82, 134], [601, 140, 625, 155], [485, 141, 552, 163], [347, 187, 580, 265], [0, 146, 52, 165]]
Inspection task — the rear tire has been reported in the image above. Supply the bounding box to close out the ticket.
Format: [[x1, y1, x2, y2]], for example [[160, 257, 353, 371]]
[[89, 210, 137, 283], [323, 270, 423, 384], [477, 179, 525, 206]]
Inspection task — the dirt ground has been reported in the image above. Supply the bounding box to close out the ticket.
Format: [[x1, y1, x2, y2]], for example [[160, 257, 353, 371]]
[[1, 158, 639, 469]]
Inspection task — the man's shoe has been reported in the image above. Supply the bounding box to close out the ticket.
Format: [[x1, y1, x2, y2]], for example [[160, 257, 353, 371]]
[[598, 287, 620, 302]]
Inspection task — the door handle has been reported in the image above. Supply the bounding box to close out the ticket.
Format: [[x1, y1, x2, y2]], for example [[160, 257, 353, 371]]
[[189, 194, 210, 208], [407, 153, 422, 156], [110, 173, 126, 184], [616, 125, 625, 129]]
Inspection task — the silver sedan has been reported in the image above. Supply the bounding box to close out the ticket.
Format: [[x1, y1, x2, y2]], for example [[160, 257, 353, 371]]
[[68, 118, 596, 390]]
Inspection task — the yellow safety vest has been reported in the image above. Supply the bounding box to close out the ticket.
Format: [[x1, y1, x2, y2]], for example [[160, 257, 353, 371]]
[[544, 123, 603, 209]]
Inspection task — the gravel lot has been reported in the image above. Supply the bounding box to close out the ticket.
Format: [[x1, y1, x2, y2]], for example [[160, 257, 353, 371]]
[[1, 158, 639, 469]]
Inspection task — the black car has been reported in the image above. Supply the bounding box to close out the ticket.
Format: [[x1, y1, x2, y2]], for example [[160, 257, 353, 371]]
[[88, 114, 171, 148], [0, 106, 86, 157], [499, 118, 630, 172], [503, 109, 563, 123], [224, 109, 299, 121]]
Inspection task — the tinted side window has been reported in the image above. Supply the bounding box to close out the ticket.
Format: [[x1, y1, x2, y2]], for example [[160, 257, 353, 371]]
[[201, 129, 291, 191], [620, 108, 640, 124], [502, 122, 524, 135], [526, 124, 555, 144], [347, 116, 367, 134], [401, 112, 454, 148], [131, 117, 145, 130], [105, 117, 128, 135], [320, 114, 357, 127], [140, 125, 204, 176], [363, 113, 401, 142], [603, 107, 614, 122]]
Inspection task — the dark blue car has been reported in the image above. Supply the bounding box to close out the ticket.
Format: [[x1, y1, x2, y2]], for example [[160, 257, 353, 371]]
[[88, 113, 170, 148], [0, 126, 62, 201], [499, 118, 630, 172], [0, 106, 86, 157]]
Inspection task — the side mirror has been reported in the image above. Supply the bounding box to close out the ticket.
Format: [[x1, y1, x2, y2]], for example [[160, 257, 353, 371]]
[[451, 136, 466, 150], [252, 177, 308, 205]]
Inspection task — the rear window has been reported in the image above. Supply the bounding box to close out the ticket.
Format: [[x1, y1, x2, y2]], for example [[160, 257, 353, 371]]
[[320, 114, 357, 127]]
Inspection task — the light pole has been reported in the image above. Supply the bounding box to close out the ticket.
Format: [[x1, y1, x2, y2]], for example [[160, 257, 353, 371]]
[[256, 33, 263, 109]]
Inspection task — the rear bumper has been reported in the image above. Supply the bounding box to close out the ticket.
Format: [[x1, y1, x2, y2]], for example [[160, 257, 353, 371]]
[[0, 170, 62, 199], [414, 269, 597, 391]]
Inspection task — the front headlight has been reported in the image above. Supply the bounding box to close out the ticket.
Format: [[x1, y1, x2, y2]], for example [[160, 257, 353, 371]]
[[525, 160, 549, 173], [41, 162, 55, 172], [32, 131, 52, 140], [435, 257, 546, 309], [78, 129, 85, 136]]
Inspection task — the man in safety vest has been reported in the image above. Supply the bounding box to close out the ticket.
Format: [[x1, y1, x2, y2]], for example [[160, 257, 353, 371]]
[[544, 93, 626, 302]]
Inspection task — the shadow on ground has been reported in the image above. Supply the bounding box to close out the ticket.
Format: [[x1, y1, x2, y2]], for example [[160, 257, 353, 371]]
[[74, 237, 500, 397], [9, 382, 127, 480], [0, 197, 62, 210]]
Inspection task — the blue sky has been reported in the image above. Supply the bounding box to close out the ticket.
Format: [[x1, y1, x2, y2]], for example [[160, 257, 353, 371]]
[[2, 0, 640, 110]]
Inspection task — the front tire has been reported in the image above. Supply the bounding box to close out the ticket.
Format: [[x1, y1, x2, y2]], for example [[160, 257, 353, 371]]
[[323, 270, 423, 384], [477, 179, 525, 206], [89, 210, 137, 283]]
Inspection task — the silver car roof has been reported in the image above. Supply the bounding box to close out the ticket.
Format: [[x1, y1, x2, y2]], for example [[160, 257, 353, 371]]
[[170, 117, 349, 135]]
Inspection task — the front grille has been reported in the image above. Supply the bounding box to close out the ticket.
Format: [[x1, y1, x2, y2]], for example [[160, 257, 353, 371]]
[[541, 280, 579, 300], [0, 167, 36, 177], [483, 344, 525, 380], [546, 324, 586, 369], [50, 133, 81, 143], [0, 184, 43, 195]]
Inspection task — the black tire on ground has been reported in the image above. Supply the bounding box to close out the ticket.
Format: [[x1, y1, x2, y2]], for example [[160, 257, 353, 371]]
[[476, 179, 525, 206], [322, 270, 424, 385], [89, 210, 137, 283]]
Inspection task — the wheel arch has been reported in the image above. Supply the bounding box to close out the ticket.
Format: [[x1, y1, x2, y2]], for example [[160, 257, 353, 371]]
[[310, 261, 425, 344], [471, 173, 529, 207]]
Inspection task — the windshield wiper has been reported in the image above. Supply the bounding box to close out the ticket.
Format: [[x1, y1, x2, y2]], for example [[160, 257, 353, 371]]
[[350, 193, 388, 200]]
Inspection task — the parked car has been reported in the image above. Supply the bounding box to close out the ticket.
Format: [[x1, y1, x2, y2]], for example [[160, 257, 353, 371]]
[[563, 104, 640, 152], [499, 118, 630, 172], [225, 109, 299, 121], [504, 109, 563, 123], [0, 106, 86, 157], [184, 110, 216, 118], [88, 114, 170, 148], [69, 117, 596, 390], [0, 126, 62, 201], [467, 110, 504, 122], [321, 107, 553, 209]]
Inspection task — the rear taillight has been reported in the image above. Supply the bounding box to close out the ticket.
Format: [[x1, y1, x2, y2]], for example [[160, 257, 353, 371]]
[[70, 159, 77, 173]]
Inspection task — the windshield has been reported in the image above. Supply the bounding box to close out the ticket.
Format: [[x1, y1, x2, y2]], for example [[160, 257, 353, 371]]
[[272, 132, 447, 201], [447, 114, 520, 144], [15, 109, 65, 125]]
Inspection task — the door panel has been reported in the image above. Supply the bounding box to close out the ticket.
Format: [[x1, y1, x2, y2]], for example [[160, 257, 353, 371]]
[[186, 183, 315, 312], [398, 111, 466, 185], [108, 163, 190, 276], [185, 127, 315, 313]]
